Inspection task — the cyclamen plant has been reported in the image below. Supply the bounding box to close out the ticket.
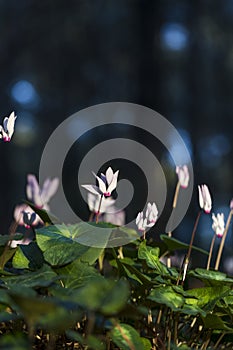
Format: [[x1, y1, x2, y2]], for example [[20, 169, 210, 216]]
[[1, 118, 233, 349]]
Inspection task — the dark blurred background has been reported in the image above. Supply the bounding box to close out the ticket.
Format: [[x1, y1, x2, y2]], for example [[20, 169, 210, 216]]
[[0, 0, 232, 271]]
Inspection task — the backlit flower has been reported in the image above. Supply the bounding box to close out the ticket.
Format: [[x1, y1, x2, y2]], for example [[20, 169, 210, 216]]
[[26, 174, 59, 208], [14, 174, 59, 228], [14, 204, 43, 227], [87, 192, 115, 214], [82, 167, 119, 197], [176, 165, 189, 188], [136, 212, 149, 232], [0, 111, 17, 142], [23, 211, 37, 229], [212, 213, 225, 237], [146, 202, 159, 224], [136, 202, 159, 231], [198, 184, 212, 213], [230, 199, 233, 210]]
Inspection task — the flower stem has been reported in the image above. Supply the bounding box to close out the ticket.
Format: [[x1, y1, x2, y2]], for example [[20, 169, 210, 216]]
[[95, 195, 103, 224], [206, 234, 216, 270], [179, 211, 201, 285], [173, 181, 181, 209], [142, 229, 146, 240], [167, 181, 180, 268], [215, 209, 233, 270], [186, 211, 201, 265], [213, 331, 226, 349], [88, 211, 94, 222]]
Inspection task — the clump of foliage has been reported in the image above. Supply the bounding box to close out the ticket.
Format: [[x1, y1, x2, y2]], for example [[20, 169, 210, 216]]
[[0, 212, 233, 349]]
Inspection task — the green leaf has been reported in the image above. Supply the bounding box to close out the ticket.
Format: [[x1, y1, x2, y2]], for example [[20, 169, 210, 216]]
[[12, 246, 30, 269], [37, 306, 80, 332], [71, 278, 129, 315], [55, 259, 101, 289], [0, 247, 17, 269], [110, 323, 144, 350], [85, 335, 106, 350], [8, 291, 58, 324], [181, 304, 206, 317], [185, 286, 230, 311], [189, 268, 233, 285], [3, 264, 58, 288], [0, 310, 19, 322], [71, 221, 139, 248], [0, 289, 13, 307], [138, 241, 170, 275], [140, 337, 152, 350], [66, 331, 106, 350], [122, 262, 152, 286], [0, 234, 23, 246], [148, 286, 184, 311], [0, 333, 30, 350], [160, 234, 208, 255], [12, 242, 44, 269], [36, 224, 104, 266], [202, 313, 233, 331]]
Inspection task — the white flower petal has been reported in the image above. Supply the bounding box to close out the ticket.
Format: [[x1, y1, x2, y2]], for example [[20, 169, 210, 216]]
[[41, 177, 59, 203], [107, 170, 119, 194], [176, 165, 189, 188], [105, 167, 114, 184], [6, 111, 16, 138], [198, 185, 204, 210], [81, 184, 101, 196], [3, 117, 9, 133], [26, 174, 42, 207], [136, 211, 143, 226], [145, 202, 152, 218], [95, 175, 107, 194]]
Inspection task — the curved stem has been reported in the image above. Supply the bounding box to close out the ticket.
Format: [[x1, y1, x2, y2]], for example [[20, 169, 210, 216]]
[[95, 195, 103, 224], [173, 182, 181, 209], [167, 181, 180, 268], [206, 234, 216, 270], [88, 211, 94, 222], [186, 211, 201, 264], [179, 211, 201, 285]]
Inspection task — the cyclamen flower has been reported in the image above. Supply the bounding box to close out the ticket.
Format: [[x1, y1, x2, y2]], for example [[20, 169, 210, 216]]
[[212, 213, 225, 237], [23, 212, 37, 229], [176, 165, 189, 188], [82, 167, 119, 197], [87, 192, 115, 214], [14, 204, 43, 227], [230, 199, 233, 210], [198, 184, 212, 214], [14, 174, 59, 228], [0, 111, 17, 142], [146, 202, 159, 223], [136, 202, 158, 232], [26, 174, 59, 208]]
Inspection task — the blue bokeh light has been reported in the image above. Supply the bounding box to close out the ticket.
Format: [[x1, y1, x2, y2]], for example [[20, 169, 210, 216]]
[[11, 80, 38, 105], [198, 134, 231, 167], [160, 22, 189, 51]]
